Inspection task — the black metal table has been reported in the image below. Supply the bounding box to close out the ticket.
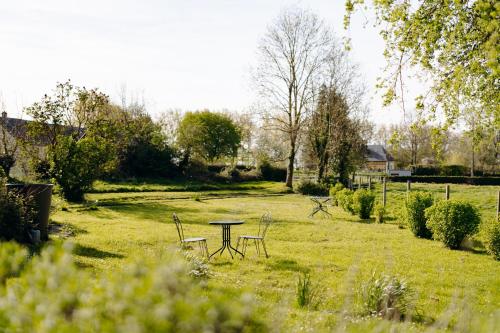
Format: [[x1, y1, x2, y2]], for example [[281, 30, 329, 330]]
[[309, 196, 332, 218], [209, 220, 245, 259]]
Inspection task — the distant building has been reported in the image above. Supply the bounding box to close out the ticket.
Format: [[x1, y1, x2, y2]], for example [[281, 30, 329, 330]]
[[364, 145, 395, 173]]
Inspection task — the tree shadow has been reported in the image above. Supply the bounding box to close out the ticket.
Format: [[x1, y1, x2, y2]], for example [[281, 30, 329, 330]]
[[266, 259, 309, 273], [73, 244, 124, 259]]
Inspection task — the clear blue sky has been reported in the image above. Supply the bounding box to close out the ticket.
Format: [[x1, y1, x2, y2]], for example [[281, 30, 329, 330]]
[[0, 0, 408, 124]]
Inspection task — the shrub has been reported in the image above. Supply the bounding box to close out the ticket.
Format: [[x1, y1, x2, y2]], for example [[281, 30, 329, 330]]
[[353, 189, 375, 219], [296, 272, 319, 308], [425, 200, 481, 249], [219, 166, 241, 181], [405, 192, 434, 239], [337, 188, 355, 214], [329, 182, 344, 206], [358, 272, 415, 320], [0, 180, 31, 243], [295, 181, 328, 196], [484, 220, 500, 260], [0, 242, 267, 332], [257, 160, 287, 182], [374, 203, 386, 224]]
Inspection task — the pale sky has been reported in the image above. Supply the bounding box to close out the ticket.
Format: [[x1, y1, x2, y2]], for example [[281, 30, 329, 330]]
[[0, 0, 408, 124]]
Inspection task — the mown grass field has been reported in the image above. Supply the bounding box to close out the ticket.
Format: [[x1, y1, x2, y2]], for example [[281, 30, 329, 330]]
[[50, 180, 500, 332]]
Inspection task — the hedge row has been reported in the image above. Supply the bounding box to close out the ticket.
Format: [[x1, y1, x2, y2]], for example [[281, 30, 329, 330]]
[[411, 165, 497, 177], [389, 176, 500, 186]]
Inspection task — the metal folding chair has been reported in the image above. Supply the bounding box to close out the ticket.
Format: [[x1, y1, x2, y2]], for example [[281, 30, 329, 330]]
[[172, 213, 209, 258], [236, 212, 272, 258]]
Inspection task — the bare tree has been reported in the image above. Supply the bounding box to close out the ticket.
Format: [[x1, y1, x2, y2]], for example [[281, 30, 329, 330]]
[[253, 7, 334, 187]]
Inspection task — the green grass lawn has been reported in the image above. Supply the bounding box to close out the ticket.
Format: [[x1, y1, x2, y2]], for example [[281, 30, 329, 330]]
[[49, 181, 500, 332]]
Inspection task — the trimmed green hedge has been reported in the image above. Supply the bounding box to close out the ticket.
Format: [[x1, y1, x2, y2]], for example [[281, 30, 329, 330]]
[[389, 176, 500, 185]]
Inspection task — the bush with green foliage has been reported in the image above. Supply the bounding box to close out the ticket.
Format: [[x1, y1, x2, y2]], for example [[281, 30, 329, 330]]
[[425, 200, 481, 249], [295, 181, 328, 196], [50, 136, 110, 202], [405, 191, 434, 238], [484, 219, 500, 261], [0, 242, 267, 332], [358, 272, 415, 320], [329, 182, 344, 206], [353, 189, 375, 219], [0, 179, 31, 243], [257, 160, 287, 182], [337, 188, 355, 214], [374, 203, 386, 224]]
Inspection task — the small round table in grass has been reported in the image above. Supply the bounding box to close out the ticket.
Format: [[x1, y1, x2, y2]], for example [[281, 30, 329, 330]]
[[209, 220, 245, 259]]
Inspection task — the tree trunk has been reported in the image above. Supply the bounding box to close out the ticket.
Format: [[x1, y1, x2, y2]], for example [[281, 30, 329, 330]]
[[471, 147, 475, 177], [285, 142, 296, 188]]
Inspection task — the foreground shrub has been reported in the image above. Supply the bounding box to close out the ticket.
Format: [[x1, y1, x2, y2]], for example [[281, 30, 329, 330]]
[[337, 189, 355, 214], [353, 189, 375, 219], [295, 181, 328, 196], [358, 272, 415, 320], [484, 220, 500, 260], [374, 203, 386, 224], [0, 242, 267, 332], [296, 272, 319, 309], [329, 182, 344, 206], [405, 191, 434, 238], [425, 200, 481, 249]]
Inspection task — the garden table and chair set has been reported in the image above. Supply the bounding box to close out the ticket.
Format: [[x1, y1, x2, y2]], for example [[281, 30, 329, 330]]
[[172, 212, 273, 259]]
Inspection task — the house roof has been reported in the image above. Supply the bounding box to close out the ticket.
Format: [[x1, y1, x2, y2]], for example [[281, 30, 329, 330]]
[[1, 116, 83, 146], [366, 144, 394, 162]]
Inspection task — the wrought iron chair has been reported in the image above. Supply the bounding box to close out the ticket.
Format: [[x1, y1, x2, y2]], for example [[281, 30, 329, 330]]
[[172, 213, 209, 258], [236, 212, 272, 258]]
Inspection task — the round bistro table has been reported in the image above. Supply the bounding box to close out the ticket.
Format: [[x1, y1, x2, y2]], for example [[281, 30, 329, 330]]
[[209, 220, 245, 259]]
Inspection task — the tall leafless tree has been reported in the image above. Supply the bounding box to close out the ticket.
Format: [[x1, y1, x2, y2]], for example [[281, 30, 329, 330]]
[[253, 7, 334, 187]]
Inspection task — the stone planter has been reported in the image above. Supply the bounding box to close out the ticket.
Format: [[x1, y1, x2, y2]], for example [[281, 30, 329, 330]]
[[6, 183, 53, 241]]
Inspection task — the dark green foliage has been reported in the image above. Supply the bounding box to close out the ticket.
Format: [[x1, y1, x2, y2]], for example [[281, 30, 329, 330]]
[[329, 182, 344, 206], [484, 220, 500, 261], [374, 203, 385, 224], [177, 110, 242, 162], [295, 181, 328, 196], [0, 180, 31, 242], [32, 159, 51, 181], [405, 192, 434, 239], [358, 272, 415, 320], [0, 155, 15, 177], [439, 165, 470, 176], [296, 272, 319, 309], [425, 200, 481, 249], [337, 188, 355, 214], [0, 242, 268, 332], [389, 176, 500, 185], [50, 136, 110, 202], [120, 139, 178, 178], [353, 189, 375, 219], [257, 160, 286, 182]]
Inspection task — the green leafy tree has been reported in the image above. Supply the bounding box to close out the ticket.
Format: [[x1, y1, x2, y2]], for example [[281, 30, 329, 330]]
[[345, 0, 499, 129], [177, 110, 242, 163], [25, 81, 113, 201]]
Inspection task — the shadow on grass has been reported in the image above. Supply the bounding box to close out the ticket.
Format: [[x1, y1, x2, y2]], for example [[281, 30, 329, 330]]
[[266, 259, 309, 273], [74, 244, 124, 259], [104, 203, 202, 223]]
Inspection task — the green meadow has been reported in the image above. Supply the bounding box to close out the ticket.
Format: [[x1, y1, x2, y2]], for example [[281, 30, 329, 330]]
[[50, 181, 500, 332]]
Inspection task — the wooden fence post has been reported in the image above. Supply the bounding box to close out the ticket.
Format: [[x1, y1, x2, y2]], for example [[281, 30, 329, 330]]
[[368, 176, 372, 190], [383, 177, 387, 207], [445, 185, 450, 200], [407, 180, 411, 193]]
